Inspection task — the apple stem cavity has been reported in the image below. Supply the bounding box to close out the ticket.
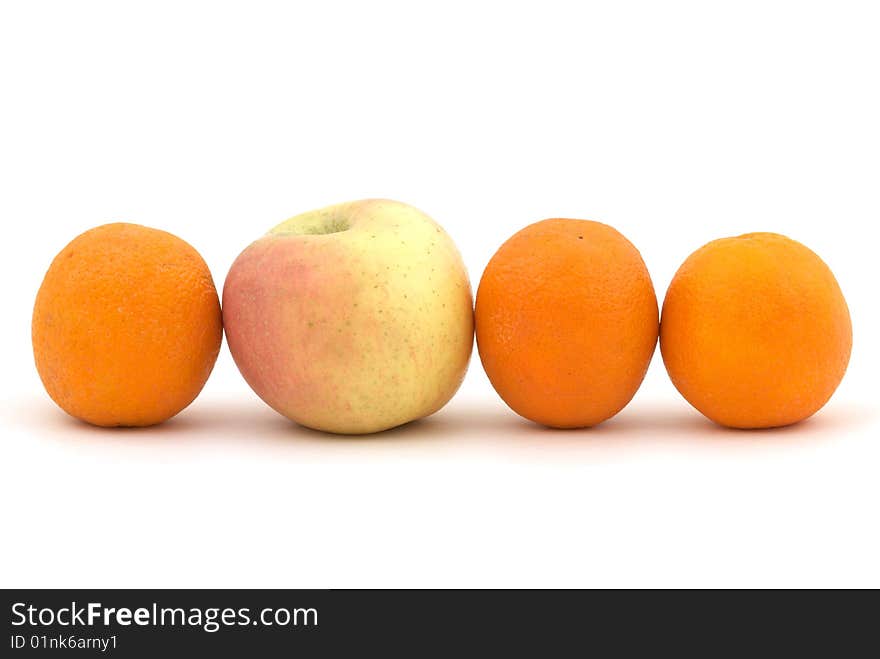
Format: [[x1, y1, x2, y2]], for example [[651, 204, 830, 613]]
[[270, 209, 352, 236]]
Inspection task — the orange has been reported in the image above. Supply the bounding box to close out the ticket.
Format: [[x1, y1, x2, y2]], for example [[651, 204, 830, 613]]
[[660, 232, 851, 429], [475, 219, 659, 428], [32, 223, 222, 427]]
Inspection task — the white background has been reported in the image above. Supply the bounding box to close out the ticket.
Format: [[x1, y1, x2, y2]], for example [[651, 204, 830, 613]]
[[1, 1, 878, 588]]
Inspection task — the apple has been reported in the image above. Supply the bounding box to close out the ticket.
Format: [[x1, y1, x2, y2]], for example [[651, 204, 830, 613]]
[[222, 199, 474, 434]]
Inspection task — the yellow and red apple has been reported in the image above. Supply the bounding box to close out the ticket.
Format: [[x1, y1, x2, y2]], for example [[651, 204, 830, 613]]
[[222, 199, 474, 434]]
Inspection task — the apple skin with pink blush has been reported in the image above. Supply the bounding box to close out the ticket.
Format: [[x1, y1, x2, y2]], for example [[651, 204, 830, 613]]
[[222, 199, 474, 434]]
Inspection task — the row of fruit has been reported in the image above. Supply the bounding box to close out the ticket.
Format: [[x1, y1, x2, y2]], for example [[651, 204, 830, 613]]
[[32, 199, 851, 433]]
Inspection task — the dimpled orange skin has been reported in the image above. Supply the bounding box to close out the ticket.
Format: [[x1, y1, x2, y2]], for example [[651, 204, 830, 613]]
[[32, 223, 223, 427], [475, 219, 659, 428], [660, 233, 852, 429]]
